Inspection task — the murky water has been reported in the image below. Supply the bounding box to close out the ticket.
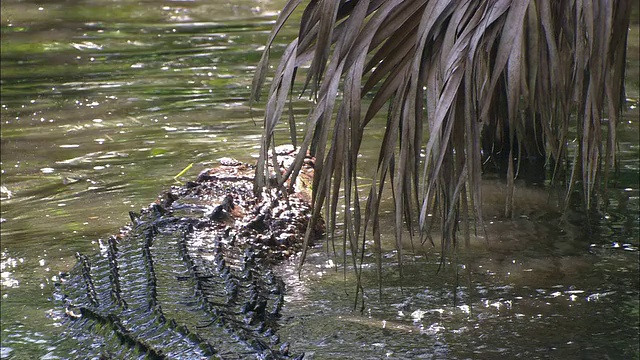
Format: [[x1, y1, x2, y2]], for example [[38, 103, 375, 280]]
[[1, 1, 638, 359]]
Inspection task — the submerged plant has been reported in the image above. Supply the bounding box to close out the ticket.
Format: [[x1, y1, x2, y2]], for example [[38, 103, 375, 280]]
[[251, 0, 632, 297]]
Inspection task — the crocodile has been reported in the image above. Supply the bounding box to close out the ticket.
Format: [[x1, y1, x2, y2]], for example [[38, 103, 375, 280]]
[[56, 146, 321, 359]]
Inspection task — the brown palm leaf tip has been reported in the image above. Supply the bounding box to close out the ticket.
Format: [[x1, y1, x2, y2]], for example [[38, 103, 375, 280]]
[[252, 0, 632, 274]]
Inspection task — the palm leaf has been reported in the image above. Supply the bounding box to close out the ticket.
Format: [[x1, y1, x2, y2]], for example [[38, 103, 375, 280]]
[[252, 0, 632, 292]]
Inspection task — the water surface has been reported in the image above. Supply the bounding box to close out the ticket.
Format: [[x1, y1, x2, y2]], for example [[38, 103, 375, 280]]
[[1, 1, 639, 359]]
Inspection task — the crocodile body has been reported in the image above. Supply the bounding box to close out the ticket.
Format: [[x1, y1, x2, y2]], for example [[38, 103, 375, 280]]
[[57, 147, 319, 359]]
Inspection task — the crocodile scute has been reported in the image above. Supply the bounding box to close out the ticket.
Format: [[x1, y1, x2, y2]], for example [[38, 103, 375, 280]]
[[56, 148, 320, 359]]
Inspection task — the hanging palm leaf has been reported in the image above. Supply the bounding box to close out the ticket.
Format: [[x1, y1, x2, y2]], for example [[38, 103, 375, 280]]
[[252, 0, 632, 294]]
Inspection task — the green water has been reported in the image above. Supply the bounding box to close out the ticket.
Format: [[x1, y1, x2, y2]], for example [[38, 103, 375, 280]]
[[1, 1, 639, 359]]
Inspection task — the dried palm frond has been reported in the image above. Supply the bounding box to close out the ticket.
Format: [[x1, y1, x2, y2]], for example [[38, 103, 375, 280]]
[[252, 0, 632, 294]]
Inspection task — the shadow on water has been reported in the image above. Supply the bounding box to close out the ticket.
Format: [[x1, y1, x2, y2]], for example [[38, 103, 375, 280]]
[[276, 171, 639, 359], [1, 0, 638, 359]]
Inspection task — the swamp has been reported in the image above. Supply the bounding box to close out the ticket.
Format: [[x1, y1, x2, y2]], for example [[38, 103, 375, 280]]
[[1, 0, 639, 359]]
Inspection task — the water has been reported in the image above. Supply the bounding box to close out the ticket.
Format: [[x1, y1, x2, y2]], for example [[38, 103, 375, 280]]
[[1, 1, 638, 359]]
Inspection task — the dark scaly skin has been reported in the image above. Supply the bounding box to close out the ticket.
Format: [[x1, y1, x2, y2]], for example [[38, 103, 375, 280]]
[[56, 147, 320, 359]]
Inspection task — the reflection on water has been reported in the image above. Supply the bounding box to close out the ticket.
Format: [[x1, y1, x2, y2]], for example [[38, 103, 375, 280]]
[[1, 0, 639, 359], [277, 175, 639, 359], [1, 0, 294, 358]]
